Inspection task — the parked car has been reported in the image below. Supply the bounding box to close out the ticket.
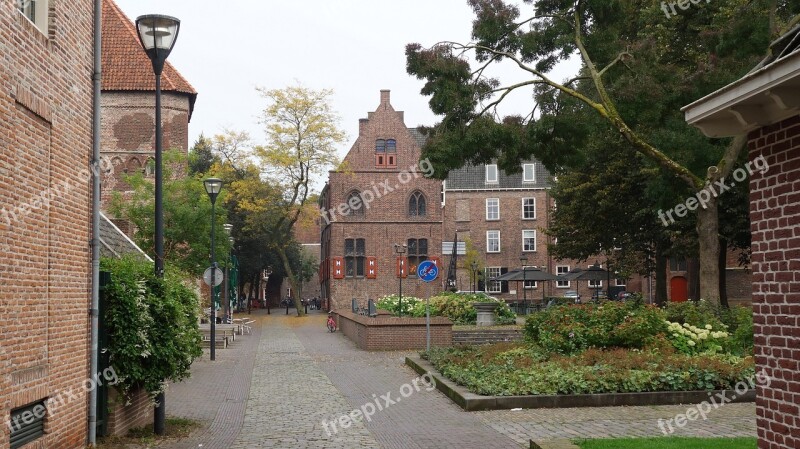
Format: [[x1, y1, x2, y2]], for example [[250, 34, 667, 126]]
[[562, 290, 581, 303], [591, 290, 608, 301]]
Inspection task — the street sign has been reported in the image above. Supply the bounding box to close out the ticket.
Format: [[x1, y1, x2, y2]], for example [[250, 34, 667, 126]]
[[417, 260, 439, 283], [203, 266, 224, 287]]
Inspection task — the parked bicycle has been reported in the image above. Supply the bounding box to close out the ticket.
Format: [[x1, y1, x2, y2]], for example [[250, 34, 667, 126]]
[[326, 312, 336, 332]]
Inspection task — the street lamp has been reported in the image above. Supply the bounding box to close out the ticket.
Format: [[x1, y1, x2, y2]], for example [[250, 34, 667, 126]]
[[262, 266, 273, 314], [223, 224, 233, 323], [135, 13, 180, 437], [203, 178, 223, 364], [395, 243, 407, 317], [520, 253, 529, 315], [470, 260, 478, 293]]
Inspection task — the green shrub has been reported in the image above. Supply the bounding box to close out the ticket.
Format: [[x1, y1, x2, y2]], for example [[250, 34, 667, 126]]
[[385, 291, 516, 324], [663, 300, 727, 330], [665, 321, 729, 355], [724, 306, 754, 356], [663, 300, 753, 356], [375, 294, 422, 316], [525, 301, 667, 354], [101, 256, 202, 398]]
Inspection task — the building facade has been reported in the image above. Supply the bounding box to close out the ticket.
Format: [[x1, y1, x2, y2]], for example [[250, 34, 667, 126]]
[[320, 90, 444, 310], [0, 1, 95, 448]]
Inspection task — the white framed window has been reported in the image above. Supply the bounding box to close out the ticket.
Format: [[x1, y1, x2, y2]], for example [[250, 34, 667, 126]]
[[588, 264, 603, 288], [615, 275, 627, 287], [19, 0, 49, 33], [522, 230, 536, 252], [523, 163, 535, 182], [485, 164, 498, 183], [486, 267, 502, 293], [486, 198, 500, 220], [486, 230, 500, 253], [556, 265, 570, 288], [522, 198, 536, 220], [521, 266, 537, 289]]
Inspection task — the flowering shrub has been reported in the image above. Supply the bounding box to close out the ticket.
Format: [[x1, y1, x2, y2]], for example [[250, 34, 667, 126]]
[[524, 300, 667, 354], [665, 321, 729, 355], [376, 294, 422, 316]]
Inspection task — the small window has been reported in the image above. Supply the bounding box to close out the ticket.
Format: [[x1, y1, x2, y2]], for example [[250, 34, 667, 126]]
[[19, 0, 49, 34], [387, 154, 396, 167], [522, 266, 538, 289], [485, 164, 498, 183], [556, 265, 570, 288], [407, 238, 428, 275], [486, 198, 499, 220], [486, 230, 500, 253], [345, 238, 365, 277], [409, 191, 426, 216], [375, 139, 386, 153], [522, 230, 536, 252], [486, 267, 502, 293], [345, 191, 364, 217], [588, 264, 603, 288], [10, 400, 47, 449], [670, 257, 687, 271], [522, 198, 536, 219], [615, 276, 627, 287], [523, 163, 535, 182], [386, 139, 397, 153]]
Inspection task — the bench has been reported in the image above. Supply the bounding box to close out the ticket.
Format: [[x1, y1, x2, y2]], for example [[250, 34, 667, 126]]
[[201, 336, 227, 349]]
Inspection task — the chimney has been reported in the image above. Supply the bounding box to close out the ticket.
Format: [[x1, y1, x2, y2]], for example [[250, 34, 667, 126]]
[[359, 118, 368, 136], [380, 89, 390, 108]]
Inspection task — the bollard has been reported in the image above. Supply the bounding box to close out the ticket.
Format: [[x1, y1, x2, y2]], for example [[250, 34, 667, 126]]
[[286, 302, 289, 315], [304, 303, 308, 314]]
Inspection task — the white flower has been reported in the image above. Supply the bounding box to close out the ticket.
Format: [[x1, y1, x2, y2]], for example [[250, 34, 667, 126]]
[[705, 324, 713, 330], [687, 340, 696, 346]]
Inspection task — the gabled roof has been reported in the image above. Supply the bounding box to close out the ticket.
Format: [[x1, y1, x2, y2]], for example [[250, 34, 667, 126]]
[[99, 213, 152, 262], [445, 161, 552, 191], [102, 0, 197, 118]]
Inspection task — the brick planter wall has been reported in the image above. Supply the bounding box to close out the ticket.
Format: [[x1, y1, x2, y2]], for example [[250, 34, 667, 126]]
[[748, 115, 800, 449], [106, 387, 153, 436], [334, 311, 452, 350]]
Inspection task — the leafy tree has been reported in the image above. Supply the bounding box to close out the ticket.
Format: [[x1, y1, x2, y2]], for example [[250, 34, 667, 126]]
[[188, 133, 218, 176], [249, 85, 346, 316], [109, 152, 230, 275], [406, 0, 798, 302]]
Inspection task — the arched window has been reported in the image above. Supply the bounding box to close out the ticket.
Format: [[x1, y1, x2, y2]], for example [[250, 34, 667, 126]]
[[346, 190, 364, 216], [408, 191, 426, 217], [375, 139, 386, 153], [386, 139, 397, 153]]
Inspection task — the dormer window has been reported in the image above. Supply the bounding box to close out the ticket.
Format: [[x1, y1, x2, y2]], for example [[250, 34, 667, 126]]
[[485, 164, 498, 183]]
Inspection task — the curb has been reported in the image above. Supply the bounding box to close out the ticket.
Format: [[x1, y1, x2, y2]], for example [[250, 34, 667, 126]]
[[405, 356, 756, 412]]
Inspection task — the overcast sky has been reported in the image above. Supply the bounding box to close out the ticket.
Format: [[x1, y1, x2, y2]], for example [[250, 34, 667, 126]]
[[115, 0, 578, 161]]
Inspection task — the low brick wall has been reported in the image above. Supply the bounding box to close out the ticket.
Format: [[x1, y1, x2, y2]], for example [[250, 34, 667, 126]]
[[106, 386, 153, 436], [335, 311, 453, 350]]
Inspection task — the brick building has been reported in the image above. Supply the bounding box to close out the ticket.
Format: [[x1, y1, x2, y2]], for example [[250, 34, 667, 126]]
[[320, 90, 444, 310], [99, 0, 196, 208], [0, 1, 95, 448], [684, 38, 800, 449]]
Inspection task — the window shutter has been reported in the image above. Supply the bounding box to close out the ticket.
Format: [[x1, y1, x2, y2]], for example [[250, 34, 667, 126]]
[[396, 256, 408, 278], [366, 257, 377, 279], [429, 256, 441, 268], [500, 267, 509, 293], [332, 257, 345, 279]]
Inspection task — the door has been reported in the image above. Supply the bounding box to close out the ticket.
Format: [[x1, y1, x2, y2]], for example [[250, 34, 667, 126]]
[[670, 276, 688, 302]]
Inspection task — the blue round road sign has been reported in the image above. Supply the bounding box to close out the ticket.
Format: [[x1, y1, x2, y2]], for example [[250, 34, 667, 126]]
[[417, 260, 439, 282]]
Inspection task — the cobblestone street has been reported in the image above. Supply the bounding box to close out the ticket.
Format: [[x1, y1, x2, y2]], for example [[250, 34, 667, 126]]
[[155, 310, 757, 449]]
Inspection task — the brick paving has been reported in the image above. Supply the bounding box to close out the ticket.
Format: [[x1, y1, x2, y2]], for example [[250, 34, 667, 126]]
[[154, 310, 757, 448]]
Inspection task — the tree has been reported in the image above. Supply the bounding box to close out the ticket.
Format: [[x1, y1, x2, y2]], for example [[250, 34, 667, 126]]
[[250, 85, 345, 316], [406, 0, 798, 302], [188, 133, 218, 176]]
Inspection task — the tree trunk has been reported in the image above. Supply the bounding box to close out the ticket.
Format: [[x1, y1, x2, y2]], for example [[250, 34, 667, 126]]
[[277, 247, 305, 317], [696, 195, 721, 302], [655, 249, 668, 306], [718, 237, 729, 309], [687, 258, 700, 301]]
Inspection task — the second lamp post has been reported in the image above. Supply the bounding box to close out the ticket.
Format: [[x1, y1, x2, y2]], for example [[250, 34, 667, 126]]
[[204, 178, 223, 361]]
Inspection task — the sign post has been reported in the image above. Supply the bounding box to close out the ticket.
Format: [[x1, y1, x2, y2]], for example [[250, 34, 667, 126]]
[[417, 260, 439, 352]]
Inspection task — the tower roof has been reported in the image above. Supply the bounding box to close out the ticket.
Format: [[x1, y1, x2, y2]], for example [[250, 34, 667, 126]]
[[101, 0, 197, 118]]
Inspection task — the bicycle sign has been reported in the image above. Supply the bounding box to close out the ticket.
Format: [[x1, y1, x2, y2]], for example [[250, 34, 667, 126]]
[[417, 260, 439, 283]]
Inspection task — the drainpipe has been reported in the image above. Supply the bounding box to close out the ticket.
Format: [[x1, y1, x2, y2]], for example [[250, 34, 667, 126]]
[[89, 0, 102, 444]]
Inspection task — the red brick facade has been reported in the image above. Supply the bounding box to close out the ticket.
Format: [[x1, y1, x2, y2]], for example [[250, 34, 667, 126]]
[[335, 312, 453, 350], [0, 1, 94, 448], [748, 116, 800, 449]]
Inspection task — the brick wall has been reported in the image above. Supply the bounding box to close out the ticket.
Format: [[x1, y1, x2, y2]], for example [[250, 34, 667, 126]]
[[105, 387, 153, 436], [335, 312, 453, 350], [0, 1, 94, 448], [748, 115, 800, 449]]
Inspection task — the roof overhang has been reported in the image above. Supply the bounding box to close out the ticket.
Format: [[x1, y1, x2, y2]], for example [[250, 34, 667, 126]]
[[683, 50, 800, 137]]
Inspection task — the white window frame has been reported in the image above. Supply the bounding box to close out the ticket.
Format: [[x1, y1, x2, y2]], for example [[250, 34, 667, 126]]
[[615, 275, 627, 287], [522, 230, 536, 252], [521, 266, 537, 289], [485, 198, 500, 221], [486, 230, 500, 253], [19, 0, 49, 34], [486, 267, 502, 293], [588, 264, 603, 288], [521, 198, 536, 220], [556, 265, 570, 288], [522, 163, 536, 182], [485, 164, 498, 183]]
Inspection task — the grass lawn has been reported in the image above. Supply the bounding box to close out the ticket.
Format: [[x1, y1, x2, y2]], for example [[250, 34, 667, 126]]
[[575, 437, 757, 449]]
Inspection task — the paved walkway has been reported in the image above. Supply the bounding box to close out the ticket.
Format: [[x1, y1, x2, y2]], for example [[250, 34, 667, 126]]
[[156, 310, 757, 449]]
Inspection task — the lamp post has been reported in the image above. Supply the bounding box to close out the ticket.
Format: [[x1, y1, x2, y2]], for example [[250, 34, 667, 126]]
[[520, 253, 529, 315], [470, 260, 478, 293], [395, 244, 407, 317], [135, 13, 180, 437], [223, 224, 233, 323], [262, 266, 272, 314], [204, 178, 223, 364]]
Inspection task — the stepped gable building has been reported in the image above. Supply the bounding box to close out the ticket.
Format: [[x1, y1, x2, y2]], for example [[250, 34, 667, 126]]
[[1, 1, 95, 448], [99, 0, 197, 208], [320, 90, 444, 310]]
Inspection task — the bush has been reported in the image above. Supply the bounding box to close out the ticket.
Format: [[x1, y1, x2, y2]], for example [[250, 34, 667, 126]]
[[663, 300, 753, 356], [524, 301, 667, 354], [663, 300, 726, 330], [101, 256, 202, 398], [376, 294, 422, 316], [665, 321, 729, 355], [382, 291, 516, 324], [724, 306, 754, 356]]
